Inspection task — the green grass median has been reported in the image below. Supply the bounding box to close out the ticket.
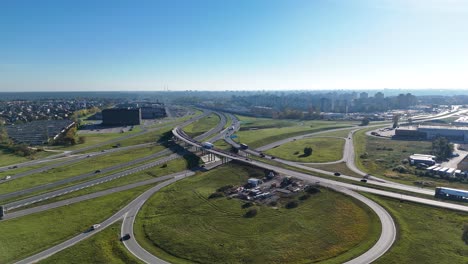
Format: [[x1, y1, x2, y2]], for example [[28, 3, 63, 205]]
[[265, 137, 345, 163], [135, 163, 380, 264], [0, 185, 152, 263]]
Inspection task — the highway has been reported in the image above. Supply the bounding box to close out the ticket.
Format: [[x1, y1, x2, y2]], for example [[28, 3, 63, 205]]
[[0, 147, 172, 202], [3, 171, 192, 220], [14, 171, 195, 264], [172, 125, 397, 264], [4, 153, 182, 211], [12, 108, 468, 264]]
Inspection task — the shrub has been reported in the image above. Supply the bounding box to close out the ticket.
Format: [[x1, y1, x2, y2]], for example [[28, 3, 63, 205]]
[[305, 186, 321, 194], [244, 208, 257, 218], [285, 200, 299, 209], [293, 151, 299, 155], [360, 152, 369, 159], [392, 165, 408, 173], [160, 164, 167, 168], [241, 202, 253, 209], [299, 194, 311, 200], [208, 192, 224, 199], [269, 201, 278, 206], [217, 185, 233, 192], [303, 147, 313, 157]]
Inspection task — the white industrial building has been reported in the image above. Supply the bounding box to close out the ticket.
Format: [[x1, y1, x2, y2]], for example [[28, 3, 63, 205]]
[[454, 116, 468, 126], [396, 125, 468, 142]]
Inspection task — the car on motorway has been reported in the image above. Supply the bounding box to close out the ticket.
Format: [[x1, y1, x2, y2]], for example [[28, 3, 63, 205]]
[[95, 170, 101, 173], [91, 224, 101, 230], [120, 233, 131, 241], [360, 179, 367, 183], [334, 172, 341, 176]]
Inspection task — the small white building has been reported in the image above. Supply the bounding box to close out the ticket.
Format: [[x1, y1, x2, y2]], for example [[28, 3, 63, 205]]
[[248, 178, 262, 187]]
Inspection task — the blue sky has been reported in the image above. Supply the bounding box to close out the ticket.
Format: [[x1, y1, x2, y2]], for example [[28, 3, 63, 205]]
[[1, 0, 468, 91]]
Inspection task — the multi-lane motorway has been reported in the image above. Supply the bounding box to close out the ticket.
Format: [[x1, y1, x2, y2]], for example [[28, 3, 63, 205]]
[[9, 108, 468, 264]]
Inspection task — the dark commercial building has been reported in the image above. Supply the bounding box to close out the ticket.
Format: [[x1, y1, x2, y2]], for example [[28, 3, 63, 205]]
[[141, 106, 166, 119], [102, 108, 141, 126]]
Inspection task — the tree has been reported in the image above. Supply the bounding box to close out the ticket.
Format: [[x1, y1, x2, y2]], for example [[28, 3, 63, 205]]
[[78, 136, 86, 144], [303, 146, 313, 157], [431, 137, 454, 160], [392, 114, 401, 128], [360, 118, 370, 126], [0, 124, 10, 145]]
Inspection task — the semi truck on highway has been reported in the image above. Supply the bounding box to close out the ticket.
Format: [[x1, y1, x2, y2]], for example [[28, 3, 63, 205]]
[[435, 187, 468, 202], [202, 142, 214, 149]]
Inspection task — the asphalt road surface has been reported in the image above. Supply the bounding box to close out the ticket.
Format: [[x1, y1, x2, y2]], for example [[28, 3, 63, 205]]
[[5, 153, 181, 211], [14, 171, 195, 264]]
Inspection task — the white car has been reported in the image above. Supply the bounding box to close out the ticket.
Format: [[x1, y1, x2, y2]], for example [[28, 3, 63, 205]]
[[4, 176, 11, 180], [91, 224, 101, 230]]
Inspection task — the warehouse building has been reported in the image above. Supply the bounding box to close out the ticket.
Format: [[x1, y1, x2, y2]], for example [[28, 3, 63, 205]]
[[395, 125, 468, 142], [141, 106, 166, 119], [102, 108, 141, 126]]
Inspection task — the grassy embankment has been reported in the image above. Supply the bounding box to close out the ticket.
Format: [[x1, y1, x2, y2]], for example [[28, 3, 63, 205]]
[[0, 145, 166, 196], [265, 137, 345, 163], [365, 194, 468, 264], [183, 114, 220, 138], [0, 146, 56, 167], [0, 185, 152, 264], [135, 163, 380, 264], [10, 158, 188, 209], [354, 128, 468, 189], [234, 115, 353, 149], [38, 221, 143, 264]]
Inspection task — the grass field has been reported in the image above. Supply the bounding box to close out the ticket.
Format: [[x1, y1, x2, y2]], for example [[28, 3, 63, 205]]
[[54, 132, 127, 151], [0, 147, 56, 167], [264, 137, 345, 163], [135, 163, 380, 264], [183, 114, 220, 138], [365, 194, 468, 264], [39, 221, 143, 264], [0, 145, 166, 196], [236, 122, 352, 149], [213, 140, 232, 150], [0, 185, 152, 263]]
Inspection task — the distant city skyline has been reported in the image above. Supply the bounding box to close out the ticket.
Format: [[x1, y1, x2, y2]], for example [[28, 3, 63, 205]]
[[1, 0, 468, 92]]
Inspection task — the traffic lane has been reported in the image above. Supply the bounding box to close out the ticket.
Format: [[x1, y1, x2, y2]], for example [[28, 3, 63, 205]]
[[3, 172, 190, 220], [0, 148, 172, 202], [5, 153, 181, 211], [122, 174, 195, 264]]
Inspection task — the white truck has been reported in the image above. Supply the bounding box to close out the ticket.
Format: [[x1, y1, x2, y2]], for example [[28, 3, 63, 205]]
[[202, 142, 214, 149]]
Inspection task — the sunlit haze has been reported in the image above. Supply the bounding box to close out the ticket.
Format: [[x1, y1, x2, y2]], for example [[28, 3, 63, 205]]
[[1, 0, 468, 91]]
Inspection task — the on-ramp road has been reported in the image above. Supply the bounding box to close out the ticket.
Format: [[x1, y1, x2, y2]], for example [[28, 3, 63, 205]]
[[14, 171, 195, 264]]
